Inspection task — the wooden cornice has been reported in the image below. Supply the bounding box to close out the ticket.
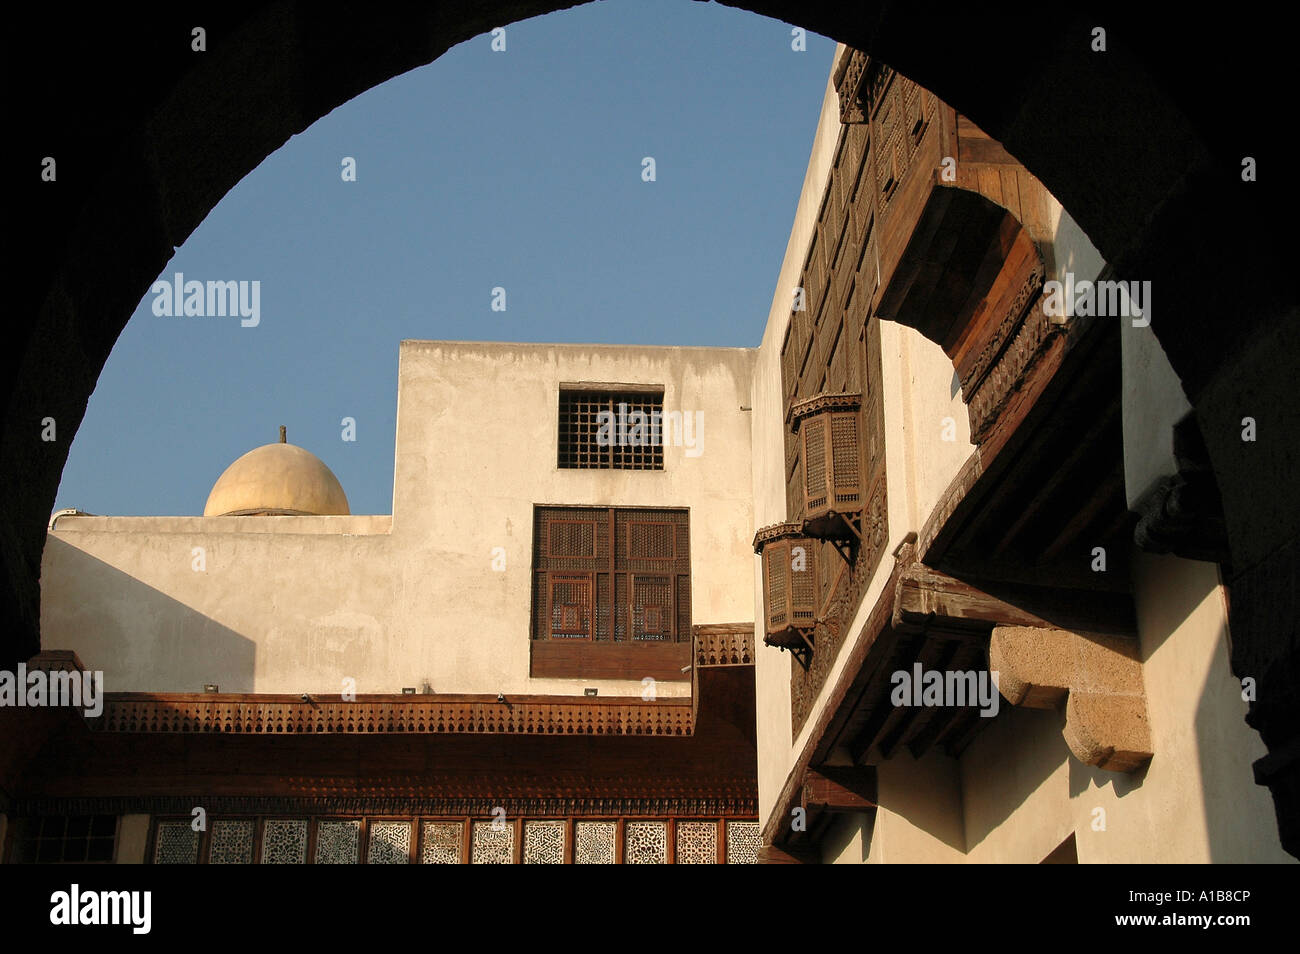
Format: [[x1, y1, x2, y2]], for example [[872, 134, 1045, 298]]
[[12, 794, 759, 820], [90, 692, 695, 736], [893, 563, 1136, 639], [693, 623, 755, 667]]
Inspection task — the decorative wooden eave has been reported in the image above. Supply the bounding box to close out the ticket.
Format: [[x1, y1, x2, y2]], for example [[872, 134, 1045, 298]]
[[89, 692, 696, 736], [27, 630, 754, 738], [786, 391, 862, 435], [694, 623, 755, 667], [10, 645, 760, 822], [752, 521, 806, 554]]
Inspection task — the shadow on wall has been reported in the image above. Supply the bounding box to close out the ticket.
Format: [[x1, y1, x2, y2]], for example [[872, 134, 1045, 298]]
[[877, 748, 966, 853], [40, 537, 256, 693], [1067, 552, 1293, 862], [965, 703, 1075, 853]]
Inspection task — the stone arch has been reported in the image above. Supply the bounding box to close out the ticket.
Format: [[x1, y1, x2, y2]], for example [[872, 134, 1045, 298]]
[[7, 3, 1295, 855]]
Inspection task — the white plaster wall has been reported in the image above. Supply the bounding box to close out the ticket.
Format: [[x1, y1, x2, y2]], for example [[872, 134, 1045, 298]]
[[1072, 552, 1293, 863], [862, 752, 965, 863], [1121, 321, 1192, 508], [960, 706, 1073, 864], [41, 341, 755, 699]]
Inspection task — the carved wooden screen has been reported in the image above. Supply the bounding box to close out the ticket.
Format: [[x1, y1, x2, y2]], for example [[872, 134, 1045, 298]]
[[532, 506, 690, 643], [778, 61, 899, 733]]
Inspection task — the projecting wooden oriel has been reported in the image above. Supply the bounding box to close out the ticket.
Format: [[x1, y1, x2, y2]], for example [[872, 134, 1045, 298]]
[[790, 393, 863, 542], [752, 523, 817, 652]]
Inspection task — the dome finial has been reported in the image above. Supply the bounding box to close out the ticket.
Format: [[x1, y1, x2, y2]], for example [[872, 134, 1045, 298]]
[[279, 425, 286, 444]]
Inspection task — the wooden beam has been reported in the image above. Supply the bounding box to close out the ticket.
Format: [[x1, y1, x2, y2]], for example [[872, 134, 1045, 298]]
[[893, 563, 1136, 637], [802, 767, 877, 813]]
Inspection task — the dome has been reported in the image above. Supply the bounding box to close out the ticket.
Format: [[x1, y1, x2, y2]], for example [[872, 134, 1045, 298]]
[[204, 431, 350, 516]]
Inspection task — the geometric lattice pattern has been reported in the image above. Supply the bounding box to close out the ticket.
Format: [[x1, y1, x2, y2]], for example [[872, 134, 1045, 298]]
[[674, 821, 718, 864], [623, 821, 667, 864], [533, 506, 691, 643], [148, 815, 758, 863], [420, 822, 463, 865], [522, 820, 566, 864], [314, 820, 361, 864], [558, 390, 664, 470], [470, 821, 514, 864], [367, 821, 412, 864], [725, 820, 761, 864], [208, 819, 255, 864], [260, 819, 307, 864], [574, 821, 616, 865], [153, 821, 199, 864]]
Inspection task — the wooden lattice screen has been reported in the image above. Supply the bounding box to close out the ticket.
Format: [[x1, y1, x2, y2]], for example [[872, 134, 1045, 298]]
[[532, 506, 691, 642], [558, 390, 665, 470]]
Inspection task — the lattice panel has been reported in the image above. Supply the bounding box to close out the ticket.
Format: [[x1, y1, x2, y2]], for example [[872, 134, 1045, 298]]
[[367, 820, 412, 864], [153, 821, 198, 864], [558, 390, 664, 470], [764, 543, 788, 628], [675, 821, 718, 864], [314, 819, 360, 864], [623, 821, 667, 864], [596, 573, 612, 640], [725, 821, 761, 864], [676, 575, 691, 641], [533, 506, 690, 643], [470, 822, 514, 864], [831, 412, 861, 504], [803, 416, 829, 511], [614, 572, 628, 641], [523, 820, 566, 864], [209, 819, 254, 864], [548, 520, 597, 557], [632, 575, 671, 641], [574, 821, 616, 865], [549, 574, 592, 639], [420, 821, 463, 864], [260, 819, 307, 864], [628, 521, 674, 560]]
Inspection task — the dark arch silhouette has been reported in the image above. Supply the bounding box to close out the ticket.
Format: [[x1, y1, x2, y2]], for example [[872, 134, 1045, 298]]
[[6, 2, 1296, 856]]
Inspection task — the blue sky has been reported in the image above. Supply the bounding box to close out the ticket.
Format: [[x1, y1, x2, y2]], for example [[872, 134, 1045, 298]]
[[55, 1, 834, 517]]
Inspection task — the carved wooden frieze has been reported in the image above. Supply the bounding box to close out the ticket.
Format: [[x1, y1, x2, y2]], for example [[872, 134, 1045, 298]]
[[91, 693, 695, 736], [16, 795, 759, 819]]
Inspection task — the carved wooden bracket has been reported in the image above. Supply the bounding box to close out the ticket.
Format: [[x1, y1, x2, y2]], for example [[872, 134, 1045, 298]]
[[802, 766, 877, 814], [989, 625, 1153, 773]]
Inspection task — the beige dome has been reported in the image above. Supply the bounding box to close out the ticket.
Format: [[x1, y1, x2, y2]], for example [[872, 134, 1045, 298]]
[[204, 440, 350, 516]]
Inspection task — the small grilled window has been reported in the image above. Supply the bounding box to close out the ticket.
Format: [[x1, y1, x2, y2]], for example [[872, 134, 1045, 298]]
[[558, 389, 665, 470]]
